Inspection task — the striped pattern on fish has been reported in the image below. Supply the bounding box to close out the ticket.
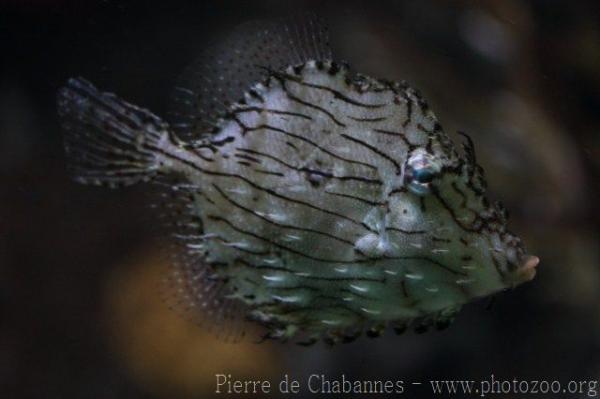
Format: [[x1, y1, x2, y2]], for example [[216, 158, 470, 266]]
[[58, 17, 538, 345]]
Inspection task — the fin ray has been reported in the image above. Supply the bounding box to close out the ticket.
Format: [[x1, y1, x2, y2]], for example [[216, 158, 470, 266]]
[[168, 13, 332, 142], [58, 78, 168, 187], [154, 177, 248, 342]]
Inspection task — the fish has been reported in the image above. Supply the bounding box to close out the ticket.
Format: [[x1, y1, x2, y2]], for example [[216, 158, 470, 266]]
[[57, 15, 538, 344]]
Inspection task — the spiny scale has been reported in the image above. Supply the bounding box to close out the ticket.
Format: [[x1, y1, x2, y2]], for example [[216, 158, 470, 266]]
[[58, 15, 538, 344]]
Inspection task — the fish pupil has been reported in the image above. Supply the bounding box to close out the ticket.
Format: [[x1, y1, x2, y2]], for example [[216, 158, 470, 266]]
[[405, 165, 439, 195], [413, 168, 435, 183]]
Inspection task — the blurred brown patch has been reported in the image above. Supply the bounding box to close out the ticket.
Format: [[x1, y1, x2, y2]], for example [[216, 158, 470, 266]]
[[104, 248, 280, 397]]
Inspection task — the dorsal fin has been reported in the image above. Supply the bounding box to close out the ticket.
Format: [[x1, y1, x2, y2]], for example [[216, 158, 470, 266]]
[[167, 14, 333, 142]]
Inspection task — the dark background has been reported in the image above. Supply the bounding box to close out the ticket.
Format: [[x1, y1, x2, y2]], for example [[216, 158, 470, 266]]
[[1, 0, 598, 398]]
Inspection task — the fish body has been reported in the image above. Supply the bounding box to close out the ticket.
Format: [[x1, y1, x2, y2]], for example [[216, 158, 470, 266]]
[[58, 17, 538, 343]]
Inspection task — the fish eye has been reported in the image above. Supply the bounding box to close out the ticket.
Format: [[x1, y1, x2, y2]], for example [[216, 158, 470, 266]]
[[405, 152, 441, 196], [412, 168, 435, 184]]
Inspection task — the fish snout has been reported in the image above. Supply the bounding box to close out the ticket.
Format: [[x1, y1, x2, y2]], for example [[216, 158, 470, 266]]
[[515, 255, 539, 283]]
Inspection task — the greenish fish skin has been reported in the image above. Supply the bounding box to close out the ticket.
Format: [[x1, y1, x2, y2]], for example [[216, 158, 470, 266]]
[[58, 44, 538, 345]]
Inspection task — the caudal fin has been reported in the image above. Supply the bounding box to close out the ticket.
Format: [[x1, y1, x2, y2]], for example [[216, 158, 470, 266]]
[[58, 78, 168, 187]]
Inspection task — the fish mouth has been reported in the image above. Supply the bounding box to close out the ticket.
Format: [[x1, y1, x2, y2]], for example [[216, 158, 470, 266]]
[[514, 255, 539, 283], [500, 231, 538, 285]]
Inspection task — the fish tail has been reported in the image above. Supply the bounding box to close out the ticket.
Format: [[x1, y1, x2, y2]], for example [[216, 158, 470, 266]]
[[58, 77, 168, 187]]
